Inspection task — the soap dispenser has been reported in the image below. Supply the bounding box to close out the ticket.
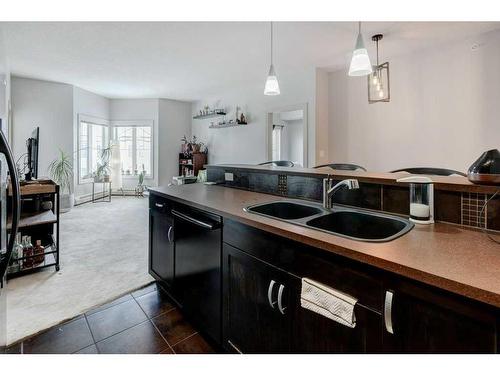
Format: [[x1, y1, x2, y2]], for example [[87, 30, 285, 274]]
[[396, 176, 434, 224]]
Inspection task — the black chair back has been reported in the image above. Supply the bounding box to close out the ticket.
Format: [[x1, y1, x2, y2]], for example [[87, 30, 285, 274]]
[[390, 167, 466, 177], [314, 163, 367, 171], [258, 160, 295, 167]]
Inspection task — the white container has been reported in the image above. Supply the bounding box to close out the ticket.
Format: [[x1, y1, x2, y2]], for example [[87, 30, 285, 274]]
[[397, 176, 434, 224]]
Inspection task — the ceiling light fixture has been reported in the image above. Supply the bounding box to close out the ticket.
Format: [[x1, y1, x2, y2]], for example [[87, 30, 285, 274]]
[[348, 22, 372, 77], [368, 34, 390, 103], [264, 22, 280, 96]]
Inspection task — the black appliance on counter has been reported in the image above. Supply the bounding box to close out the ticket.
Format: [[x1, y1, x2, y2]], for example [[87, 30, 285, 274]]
[[468, 149, 500, 185], [0, 123, 21, 351], [172, 207, 222, 344]]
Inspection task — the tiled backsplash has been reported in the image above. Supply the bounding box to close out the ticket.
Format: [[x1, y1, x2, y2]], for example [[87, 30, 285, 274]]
[[206, 165, 500, 232], [461, 193, 487, 228]]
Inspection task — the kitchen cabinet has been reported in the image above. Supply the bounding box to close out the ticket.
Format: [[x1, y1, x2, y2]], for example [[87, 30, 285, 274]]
[[223, 218, 498, 353], [223, 242, 383, 353], [223, 244, 291, 353], [382, 285, 498, 353], [150, 192, 499, 354], [290, 284, 383, 353], [148, 196, 174, 288]]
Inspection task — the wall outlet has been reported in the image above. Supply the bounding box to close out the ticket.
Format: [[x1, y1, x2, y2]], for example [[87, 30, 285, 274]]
[[224, 172, 234, 182]]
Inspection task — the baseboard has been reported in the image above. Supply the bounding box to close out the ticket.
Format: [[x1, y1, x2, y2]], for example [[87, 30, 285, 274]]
[[75, 189, 146, 206]]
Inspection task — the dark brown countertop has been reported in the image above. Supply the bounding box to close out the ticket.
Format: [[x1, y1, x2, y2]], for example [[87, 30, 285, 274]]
[[150, 183, 500, 308]]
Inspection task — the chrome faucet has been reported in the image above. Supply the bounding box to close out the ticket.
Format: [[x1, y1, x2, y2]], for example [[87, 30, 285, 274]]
[[323, 176, 360, 209]]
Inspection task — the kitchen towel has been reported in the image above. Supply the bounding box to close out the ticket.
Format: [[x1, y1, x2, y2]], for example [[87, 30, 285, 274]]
[[301, 277, 357, 328]]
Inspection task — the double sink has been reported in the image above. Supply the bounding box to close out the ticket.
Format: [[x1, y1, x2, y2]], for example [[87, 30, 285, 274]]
[[244, 200, 414, 242]]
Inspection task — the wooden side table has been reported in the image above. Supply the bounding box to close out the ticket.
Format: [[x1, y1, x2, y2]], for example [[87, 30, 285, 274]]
[[92, 181, 112, 203]]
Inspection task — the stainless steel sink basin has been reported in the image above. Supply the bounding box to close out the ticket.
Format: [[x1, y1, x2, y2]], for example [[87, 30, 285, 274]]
[[245, 201, 323, 220], [244, 200, 413, 242], [306, 211, 412, 242]]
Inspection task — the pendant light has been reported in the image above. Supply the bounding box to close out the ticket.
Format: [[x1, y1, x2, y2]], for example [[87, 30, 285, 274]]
[[264, 22, 280, 96], [368, 34, 390, 103], [348, 22, 372, 77]]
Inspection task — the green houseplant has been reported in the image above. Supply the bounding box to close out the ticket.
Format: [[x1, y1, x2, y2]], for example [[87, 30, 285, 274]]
[[48, 149, 74, 212]]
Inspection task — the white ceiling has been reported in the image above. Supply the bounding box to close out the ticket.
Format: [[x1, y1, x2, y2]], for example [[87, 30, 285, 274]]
[[2, 22, 499, 101]]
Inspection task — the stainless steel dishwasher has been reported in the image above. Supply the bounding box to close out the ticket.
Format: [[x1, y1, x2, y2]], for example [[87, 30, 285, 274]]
[[171, 206, 222, 345]]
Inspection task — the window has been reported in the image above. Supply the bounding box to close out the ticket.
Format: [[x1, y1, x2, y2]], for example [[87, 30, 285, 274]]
[[112, 122, 153, 177], [78, 116, 109, 183]]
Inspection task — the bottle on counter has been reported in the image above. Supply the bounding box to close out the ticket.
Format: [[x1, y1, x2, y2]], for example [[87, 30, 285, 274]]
[[8, 233, 23, 273], [33, 240, 45, 266], [22, 236, 34, 269]]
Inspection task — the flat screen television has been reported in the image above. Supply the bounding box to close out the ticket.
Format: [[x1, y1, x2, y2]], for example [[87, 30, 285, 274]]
[[26, 127, 39, 181]]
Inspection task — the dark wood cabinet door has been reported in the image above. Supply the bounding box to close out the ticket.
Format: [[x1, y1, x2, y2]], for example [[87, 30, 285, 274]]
[[223, 244, 291, 353], [149, 209, 174, 288], [290, 277, 383, 353], [383, 288, 497, 353]]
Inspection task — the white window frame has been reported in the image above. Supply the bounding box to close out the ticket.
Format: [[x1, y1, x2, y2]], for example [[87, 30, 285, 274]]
[[77, 114, 110, 184], [111, 120, 154, 180]]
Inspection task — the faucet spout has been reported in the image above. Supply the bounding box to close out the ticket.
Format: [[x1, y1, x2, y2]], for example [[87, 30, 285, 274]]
[[323, 177, 359, 209]]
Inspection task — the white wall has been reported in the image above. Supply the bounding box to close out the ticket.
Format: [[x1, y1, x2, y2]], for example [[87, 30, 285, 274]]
[[0, 74, 7, 134], [315, 68, 329, 165], [191, 68, 316, 167], [158, 99, 192, 186], [0, 27, 11, 141], [11, 77, 73, 181], [327, 28, 500, 173], [109, 99, 160, 189], [73, 86, 110, 197], [283, 119, 303, 166]]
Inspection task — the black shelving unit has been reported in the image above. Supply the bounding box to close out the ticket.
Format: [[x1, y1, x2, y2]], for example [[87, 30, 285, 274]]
[[7, 181, 60, 279]]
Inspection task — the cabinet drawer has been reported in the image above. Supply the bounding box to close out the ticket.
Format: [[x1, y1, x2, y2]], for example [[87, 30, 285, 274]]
[[149, 194, 171, 214], [223, 218, 383, 312]]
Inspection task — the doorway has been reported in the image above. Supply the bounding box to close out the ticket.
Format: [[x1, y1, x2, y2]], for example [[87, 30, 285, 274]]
[[266, 104, 308, 167]]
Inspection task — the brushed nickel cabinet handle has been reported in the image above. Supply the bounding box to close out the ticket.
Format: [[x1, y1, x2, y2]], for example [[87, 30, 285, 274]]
[[227, 340, 243, 354], [277, 284, 286, 315], [171, 209, 217, 230], [384, 290, 394, 334], [268, 280, 277, 308], [167, 226, 173, 243]]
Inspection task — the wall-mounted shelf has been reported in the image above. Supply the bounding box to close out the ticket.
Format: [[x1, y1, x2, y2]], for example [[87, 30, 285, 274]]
[[193, 112, 227, 120], [209, 122, 248, 129]]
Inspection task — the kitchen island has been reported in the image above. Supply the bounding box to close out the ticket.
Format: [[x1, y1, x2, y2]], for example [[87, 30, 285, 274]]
[[148, 183, 500, 353]]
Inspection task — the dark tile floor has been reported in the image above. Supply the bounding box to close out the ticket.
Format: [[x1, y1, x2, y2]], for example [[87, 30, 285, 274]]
[[6, 283, 217, 354]]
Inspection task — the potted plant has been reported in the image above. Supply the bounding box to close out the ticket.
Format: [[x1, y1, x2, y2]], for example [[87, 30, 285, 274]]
[[48, 149, 74, 213], [190, 135, 205, 153]]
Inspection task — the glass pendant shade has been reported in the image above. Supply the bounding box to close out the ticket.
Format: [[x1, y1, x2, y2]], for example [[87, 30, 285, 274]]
[[348, 33, 372, 77], [264, 22, 280, 96], [264, 64, 280, 96], [368, 62, 390, 103]]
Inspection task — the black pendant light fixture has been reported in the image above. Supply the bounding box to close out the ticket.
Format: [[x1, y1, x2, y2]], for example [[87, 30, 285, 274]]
[[368, 34, 390, 103]]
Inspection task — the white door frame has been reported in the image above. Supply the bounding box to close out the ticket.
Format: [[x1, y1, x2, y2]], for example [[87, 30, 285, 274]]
[[266, 103, 308, 167]]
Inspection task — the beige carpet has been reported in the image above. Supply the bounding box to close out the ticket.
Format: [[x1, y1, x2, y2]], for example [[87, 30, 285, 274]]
[[6, 196, 154, 345]]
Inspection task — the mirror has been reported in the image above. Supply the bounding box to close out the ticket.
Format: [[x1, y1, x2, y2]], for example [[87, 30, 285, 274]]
[[267, 104, 308, 167]]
